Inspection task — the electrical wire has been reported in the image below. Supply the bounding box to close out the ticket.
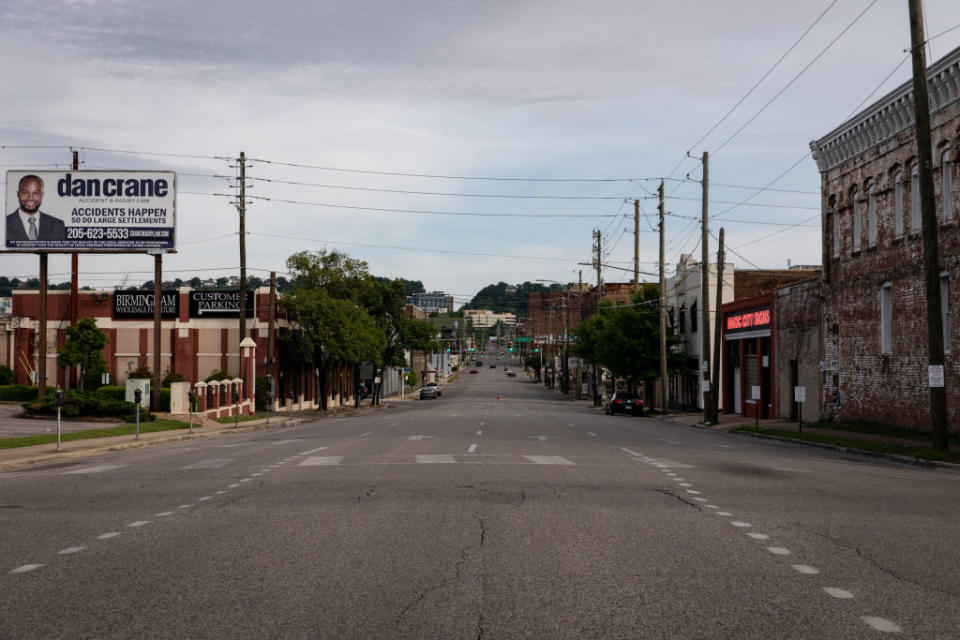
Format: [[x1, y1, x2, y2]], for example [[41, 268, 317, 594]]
[[711, 0, 880, 157], [667, 195, 819, 211]]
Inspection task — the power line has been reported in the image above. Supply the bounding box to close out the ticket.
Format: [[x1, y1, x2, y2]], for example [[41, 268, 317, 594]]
[[711, 0, 880, 157], [666, 195, 819, 211], [678, 178, 818, 195], [668, 0, 840, 176], [248, 232, 582, 263], [248, 175, 633, 200], [709, 229, 761, 269]]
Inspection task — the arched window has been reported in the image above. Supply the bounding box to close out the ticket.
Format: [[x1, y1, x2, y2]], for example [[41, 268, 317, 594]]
[[911, 164, 921, 233], [852, 187, 861, 252], [894, 171, 904, 238], [943, 150, 954, 223], [868, 181, 878, 247]]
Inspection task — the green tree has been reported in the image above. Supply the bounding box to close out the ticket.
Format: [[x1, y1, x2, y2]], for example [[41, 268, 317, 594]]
[[56, 318, 109, 390]]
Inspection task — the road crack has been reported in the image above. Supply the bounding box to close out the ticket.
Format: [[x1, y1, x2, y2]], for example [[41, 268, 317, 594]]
[[653, 488, 700, 510]]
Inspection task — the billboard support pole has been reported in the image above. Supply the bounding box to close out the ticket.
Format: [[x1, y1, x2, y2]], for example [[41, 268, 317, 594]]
[[37, 253, 47, 398], [152, 252, 162, 411], [70, 150, 79, 390]]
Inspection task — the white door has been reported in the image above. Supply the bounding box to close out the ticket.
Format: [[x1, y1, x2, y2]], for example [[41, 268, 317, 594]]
[[733, 367, 741, 414]]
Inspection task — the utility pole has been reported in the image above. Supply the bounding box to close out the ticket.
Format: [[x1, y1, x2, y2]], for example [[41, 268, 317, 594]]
[[700, 151, 712, 423], [237, 152, 248, 352], [659, 181, 668, 414], [152, 252, 162, 410], [634, 199, 640, 294], [562, 288, 569, 395], [593, 229, 603, 405], [268, 271, 277, 410], [908, 0, 949, 451], [711, 229, 725, 424]]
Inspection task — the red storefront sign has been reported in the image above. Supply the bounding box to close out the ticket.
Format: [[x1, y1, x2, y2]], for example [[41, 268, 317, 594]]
[[726, 307, 771, 333]]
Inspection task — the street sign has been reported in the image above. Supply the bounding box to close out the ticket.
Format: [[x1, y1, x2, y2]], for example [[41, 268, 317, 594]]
[[794, 386, 806, 403], [751, 385, 761, 401], [929, 365, 945, 388]]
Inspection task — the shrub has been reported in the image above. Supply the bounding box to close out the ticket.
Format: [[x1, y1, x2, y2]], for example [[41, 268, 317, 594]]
[[20, 389, 153, 421], [205, 370, 233, 383], [129, 364, 152, 380], [95, 386, 126, 402], [0, 385, 56, 402], [162, 371, 185, 387], [255, 376, 270, 412], [0, 365, 13, 386], [404, 370, 419, 387]]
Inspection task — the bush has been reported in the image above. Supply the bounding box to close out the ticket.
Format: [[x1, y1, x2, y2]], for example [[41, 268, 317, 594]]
[[95, 386, 125, 402], [205, 370, 233, 383], [129, 364, 152, 379], [162, 371, 185, 387], [404, 370, 419, 387], [0, 365, 13, 386], [21, 389, 153, 421], [255, 376, 270, 412], [0, 385, 58, 402]]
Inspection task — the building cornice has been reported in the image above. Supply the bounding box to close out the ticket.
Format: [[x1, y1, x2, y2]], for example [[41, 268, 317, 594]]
[[810, 45, 960, 174]]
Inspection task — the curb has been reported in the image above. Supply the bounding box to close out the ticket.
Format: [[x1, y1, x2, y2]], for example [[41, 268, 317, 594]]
[[723, 426, 960, 473]]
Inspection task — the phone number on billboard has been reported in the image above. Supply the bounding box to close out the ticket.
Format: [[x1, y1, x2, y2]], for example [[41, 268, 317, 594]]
[[67, 227, 131, 240]]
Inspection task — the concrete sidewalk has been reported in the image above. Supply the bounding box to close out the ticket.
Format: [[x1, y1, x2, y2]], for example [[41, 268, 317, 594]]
[[0, 401, 400, 473]]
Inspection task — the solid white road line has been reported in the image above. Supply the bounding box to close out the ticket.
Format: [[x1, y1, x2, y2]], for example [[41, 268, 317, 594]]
[[860, 617, 901, 633], [97, 532, 121, 539], [300, 456, 345, 466], [822, 587, 854, 599], [791, 565, 820, 575], [524, 455, 575, 465], [59, 546, 85, 555], [468, 444, 478, 453], [11, 564, 43, 574]]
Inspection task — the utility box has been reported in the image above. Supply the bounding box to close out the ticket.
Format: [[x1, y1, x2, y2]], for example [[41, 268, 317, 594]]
[[169, 381, 190, 413], [126, 379, 151, 408]]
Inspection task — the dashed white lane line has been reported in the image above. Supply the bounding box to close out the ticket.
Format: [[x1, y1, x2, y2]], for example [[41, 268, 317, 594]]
[[823, 587, 855, 599], [271, 439, 302, 445], [791, 564, 820, 575], [621, 448, 643, 457], [685, 490, 702, 495], [678, 483, 692, 487], [359, 432, 374, 437], [731, 521, 752, 528], [717, 511, 732, 516], [228, 483, 241, 488], [416, 455, 458, 464], [524, 455, 575, 465], [178, 504, 193, 509], [198, 496, 212, 501], [693, 497, 707, 502], [587, 431, 597, 437], [180, 459, 234, 470], [468, 444, 478, 453], [215, 491, 227, 495], [97, 532, 121, 540], [59, 546, 85, 555], [11, 564, 43, 574], [476, 430, 483, 436], [299, 447, 327, 456], [766, 547, 791, 555], [61, 464, 125, 475], [127, 521, 151, 528], [240, 479, 252, 483], [155, 511, 174, 517], [748, 533, 770, 540], [251, 473, 263, 477], [300, 456, 344, 466], [861, 617, 901, 633]]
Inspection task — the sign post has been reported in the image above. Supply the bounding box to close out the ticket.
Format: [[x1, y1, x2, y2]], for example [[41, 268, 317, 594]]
[[751, 385, 761, 427], [55, 388, 63, 450], [794, 386, 806, 433]]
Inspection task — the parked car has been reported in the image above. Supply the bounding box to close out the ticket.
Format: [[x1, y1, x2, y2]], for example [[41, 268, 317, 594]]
[[489, 364, 496, 368], [420, 386, 441, 400], [470, 369, 479, 374], [424, 381, 442, 396], [605, 392, 644, 416], [506, 370, 516, 377]]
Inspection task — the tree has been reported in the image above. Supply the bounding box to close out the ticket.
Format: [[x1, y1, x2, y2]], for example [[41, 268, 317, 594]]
[[56, 318, 109, 390]]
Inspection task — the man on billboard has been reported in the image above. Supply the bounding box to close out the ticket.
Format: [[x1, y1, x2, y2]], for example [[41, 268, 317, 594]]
[[6, 174, 66, 244]]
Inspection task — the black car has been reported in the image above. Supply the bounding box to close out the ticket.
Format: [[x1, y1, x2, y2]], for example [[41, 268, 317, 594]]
[[605, 392, 644, 416]]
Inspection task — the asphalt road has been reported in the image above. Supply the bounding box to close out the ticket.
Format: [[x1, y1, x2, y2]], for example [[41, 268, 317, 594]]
[[1, 366, 958, 639]]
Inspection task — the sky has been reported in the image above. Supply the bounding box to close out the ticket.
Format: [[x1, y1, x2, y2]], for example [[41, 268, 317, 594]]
[[2, 0, 960, 308]]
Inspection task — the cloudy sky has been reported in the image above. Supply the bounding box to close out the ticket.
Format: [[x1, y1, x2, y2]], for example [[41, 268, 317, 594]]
[[3, 0, 960, 305]]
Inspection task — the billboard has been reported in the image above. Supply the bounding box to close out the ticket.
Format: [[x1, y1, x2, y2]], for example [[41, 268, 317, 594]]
[[5, 171, 176, 251]]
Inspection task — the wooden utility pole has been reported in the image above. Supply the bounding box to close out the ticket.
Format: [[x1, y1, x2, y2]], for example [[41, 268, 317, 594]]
[[711, 229, 725, 424], [634, 199, 640, 293], [268, 271, 277, 406], [238, 151, 248, 350], [593, 229, 602, 405], [700, 151, 712, 423], [908, 0, 949, 451], [658, 181, 668, 414]]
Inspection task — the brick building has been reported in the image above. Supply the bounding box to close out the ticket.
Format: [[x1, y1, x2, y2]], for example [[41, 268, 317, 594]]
[[809, 44, 960, 430]]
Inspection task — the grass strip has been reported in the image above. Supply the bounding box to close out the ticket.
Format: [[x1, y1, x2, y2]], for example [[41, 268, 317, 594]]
[[735, 426, 960, 464], [213, 414, 268, 424], [0, 418, 191, 450]]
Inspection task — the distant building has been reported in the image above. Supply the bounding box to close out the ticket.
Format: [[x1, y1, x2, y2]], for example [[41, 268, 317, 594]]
[[463, 309, 517, 329], [0, 297, 11, 317], [407, 291, 453, 314]]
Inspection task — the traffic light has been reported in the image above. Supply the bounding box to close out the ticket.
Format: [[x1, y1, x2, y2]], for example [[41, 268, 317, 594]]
[[445, 342, 451, 352]]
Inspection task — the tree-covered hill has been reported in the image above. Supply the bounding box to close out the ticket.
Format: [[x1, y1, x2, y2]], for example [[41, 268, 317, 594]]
[[462, 281, 562, 318]]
